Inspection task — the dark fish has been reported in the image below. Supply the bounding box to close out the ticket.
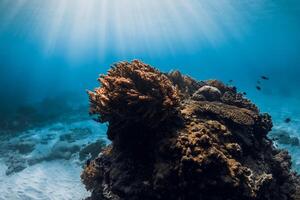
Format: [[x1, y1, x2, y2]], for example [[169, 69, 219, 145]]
[[228, 80, 233, 83], [261, 76, 269, 80], [256, 86, 261, 91], [284, 118, 291, 123], [243, 92, 247, 95]]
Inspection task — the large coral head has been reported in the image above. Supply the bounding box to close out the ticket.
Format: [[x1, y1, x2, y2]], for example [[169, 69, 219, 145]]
[[88, 60, 180, 139]]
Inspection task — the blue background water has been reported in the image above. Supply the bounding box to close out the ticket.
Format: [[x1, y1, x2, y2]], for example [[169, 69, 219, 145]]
[[1, 0, 300, 105], [0, 1, 300, 199]]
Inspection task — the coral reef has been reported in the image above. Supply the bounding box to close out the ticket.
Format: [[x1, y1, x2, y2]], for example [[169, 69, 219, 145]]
[[82, 60, 300, 200], [88, 60, 179, 140], [167, 70, 202, 96]]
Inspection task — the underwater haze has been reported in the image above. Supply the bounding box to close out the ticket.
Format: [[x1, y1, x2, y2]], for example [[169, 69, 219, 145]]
[[0, 0, 300, 199]]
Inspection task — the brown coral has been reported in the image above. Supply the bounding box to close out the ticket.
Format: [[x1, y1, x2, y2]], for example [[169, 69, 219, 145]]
[[167, 70, 202, 96], [88, 60, 180, 140], [82, 60, 300, 200]]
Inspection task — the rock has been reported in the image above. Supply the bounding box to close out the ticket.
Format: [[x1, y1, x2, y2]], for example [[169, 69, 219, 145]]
[[59, 133, 75, 143], [81, 60, 300, 200], [60, 128, 93, 143], [191, 93, 206, 101], [27, 141, 81, 165], [40, 133, 56, 144], [9, 141, 35, 154], [279, 135, 300, 146], [48, 142, 81, 160], [270, 129, 300, 146], [5, 154, 27, 175], [79, 140, 106, 161], [206, 79, 228, 94], [192, 85, 221, 101]]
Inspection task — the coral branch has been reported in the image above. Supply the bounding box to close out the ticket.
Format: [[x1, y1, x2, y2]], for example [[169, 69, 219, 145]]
[[88, 60, 180, 140]]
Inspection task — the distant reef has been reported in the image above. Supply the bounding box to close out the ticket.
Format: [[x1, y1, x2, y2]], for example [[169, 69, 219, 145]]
[[81, 60, 300, 200]]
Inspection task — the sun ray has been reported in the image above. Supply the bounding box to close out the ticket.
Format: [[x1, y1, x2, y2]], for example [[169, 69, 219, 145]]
[[0, 0, 270, 61]]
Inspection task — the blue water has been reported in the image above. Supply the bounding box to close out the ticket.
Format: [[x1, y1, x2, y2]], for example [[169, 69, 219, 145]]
[[0, 1, 300, 199]]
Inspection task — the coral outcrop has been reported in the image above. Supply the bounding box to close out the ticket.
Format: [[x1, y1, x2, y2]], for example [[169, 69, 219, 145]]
[[88, 60, 179, 141], [82, 60, 300, 200]]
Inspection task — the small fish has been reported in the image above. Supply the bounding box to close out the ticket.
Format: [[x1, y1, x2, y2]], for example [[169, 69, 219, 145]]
[[228, 80, 233, 83], [257, 80, 261, 84], [256, 86, 261, 91], [243, 92, 247, 95], [284, 118, 291, 123], [261, 76, 269, 80]]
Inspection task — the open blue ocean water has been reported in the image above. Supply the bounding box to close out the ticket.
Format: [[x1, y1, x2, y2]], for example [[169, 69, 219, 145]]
[[0, 0, 300, 199]]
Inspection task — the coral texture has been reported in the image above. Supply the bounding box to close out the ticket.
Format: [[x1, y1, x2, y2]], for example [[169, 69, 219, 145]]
[[82, 60, 300, 200], [88, 60, 179, 140]]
